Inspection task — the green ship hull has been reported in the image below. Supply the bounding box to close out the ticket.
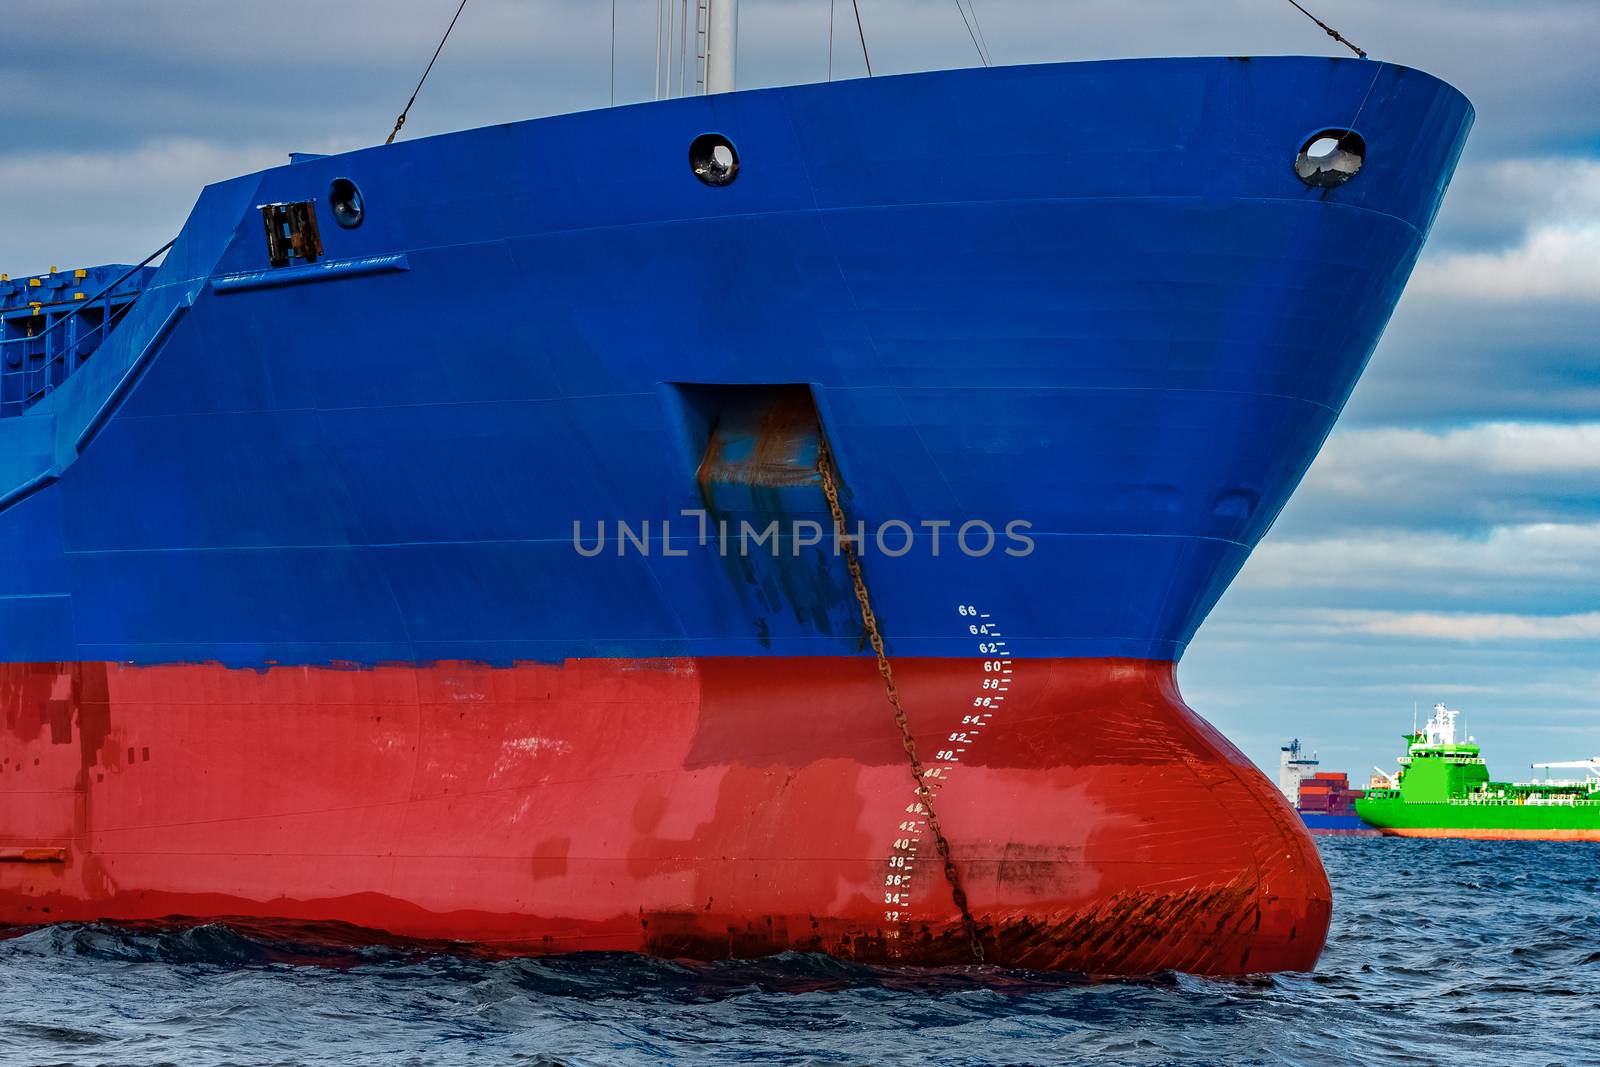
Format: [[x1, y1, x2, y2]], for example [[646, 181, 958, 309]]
[[1355, 796, 1600, 840], [1356, 704, 1600, 841]]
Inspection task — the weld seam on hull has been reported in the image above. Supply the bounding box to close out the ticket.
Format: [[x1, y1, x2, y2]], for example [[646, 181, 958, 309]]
[[528, 192, 1426, 245]]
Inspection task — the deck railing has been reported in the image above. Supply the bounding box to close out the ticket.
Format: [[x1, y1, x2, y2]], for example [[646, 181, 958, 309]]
[[0, 240, 174, 416]]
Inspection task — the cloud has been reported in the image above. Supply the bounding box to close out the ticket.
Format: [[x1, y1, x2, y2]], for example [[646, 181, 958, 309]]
[[1267, 422, 1600, 538], [1326, 609, 1600, 641], [1339, 151, 1600, 420], [0, 140, 287, 275], [1339, 296, 1600, 425], [1341, 152, 1600, 423], [1427, 156, 1600, 251], [1244, 522, 1600, 595], [1322, 421, 1600, 475], [1195, 604, 1600, 646], [1410, 223, 1600, 301], [1372, 154, 1600, 424]]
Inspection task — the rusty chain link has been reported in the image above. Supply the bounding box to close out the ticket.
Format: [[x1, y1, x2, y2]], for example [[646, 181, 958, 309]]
[[1284, 0, 1367, 59], [816, 436, 986, 965]]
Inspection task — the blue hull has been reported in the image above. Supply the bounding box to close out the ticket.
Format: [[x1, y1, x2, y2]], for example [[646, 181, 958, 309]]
[[1301, 813, 1379, 835], [0, 57, 1471, 666]]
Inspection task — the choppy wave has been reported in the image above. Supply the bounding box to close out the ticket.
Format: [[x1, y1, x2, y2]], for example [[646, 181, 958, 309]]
[[2, 839, 1597, 1065]]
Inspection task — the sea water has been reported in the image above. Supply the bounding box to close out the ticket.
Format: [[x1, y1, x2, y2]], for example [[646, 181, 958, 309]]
[[2, 838, 1596, 1066]]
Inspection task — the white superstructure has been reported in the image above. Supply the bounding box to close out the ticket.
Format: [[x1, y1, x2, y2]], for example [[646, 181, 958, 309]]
[[1278, 739, 1318, 804]]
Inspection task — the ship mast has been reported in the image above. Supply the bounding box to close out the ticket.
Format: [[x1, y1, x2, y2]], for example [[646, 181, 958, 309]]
[[656, 0, 736, 100], [706, 0, 738, 94], [707, 0, 736, 92]]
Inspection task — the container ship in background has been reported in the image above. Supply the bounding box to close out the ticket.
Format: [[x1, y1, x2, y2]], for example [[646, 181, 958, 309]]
[[0, 0, 1473, 975], [1358, 705, 1600, 840], [1277, 740, 1377, 837]]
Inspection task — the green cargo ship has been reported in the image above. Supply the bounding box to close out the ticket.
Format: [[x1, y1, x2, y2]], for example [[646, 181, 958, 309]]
[[1357, 704, 1600, 840]]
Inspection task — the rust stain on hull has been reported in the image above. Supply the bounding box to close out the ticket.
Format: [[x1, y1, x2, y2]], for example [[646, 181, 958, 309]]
[[695, 385, 823, 490], [642, 878, 1325, 976], [0, 848, 66, 863]]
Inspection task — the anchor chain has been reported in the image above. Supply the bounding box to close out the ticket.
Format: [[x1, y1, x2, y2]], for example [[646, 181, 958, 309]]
[[815, 437, 986, 965]]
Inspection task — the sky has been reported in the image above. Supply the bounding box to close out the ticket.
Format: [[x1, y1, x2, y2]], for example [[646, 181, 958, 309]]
[[2, 1, 1597, 783]]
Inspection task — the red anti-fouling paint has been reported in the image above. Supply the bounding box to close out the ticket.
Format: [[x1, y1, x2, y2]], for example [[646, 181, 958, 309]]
[[0, 657, 1328, 975]]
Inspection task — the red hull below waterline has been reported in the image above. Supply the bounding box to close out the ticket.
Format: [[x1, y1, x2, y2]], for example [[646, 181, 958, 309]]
[[0, 657, 1329, 974]]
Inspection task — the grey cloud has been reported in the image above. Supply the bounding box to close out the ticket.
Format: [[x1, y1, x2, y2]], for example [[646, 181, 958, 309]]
[[1339, 294, 1600, 426], [1236, 525, 1600, 614], [1425, 156, 1600, 253], [1267, 422, 1600, 538], [0, 140, 289, 274]]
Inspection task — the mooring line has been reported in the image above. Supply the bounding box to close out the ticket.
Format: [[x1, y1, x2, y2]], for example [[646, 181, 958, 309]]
[[1284, 0, 1368, 59], [386, 0, 472, 145]]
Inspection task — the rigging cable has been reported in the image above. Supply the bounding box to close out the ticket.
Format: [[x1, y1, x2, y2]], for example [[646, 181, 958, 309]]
[[610, 0, 617, 107], [850, 0, 873, 77], [827, 0, 836, 82], [1283, 0, 1367, 59], [953, 1, 988, 67], [967, 0, 992, 65], [385, 0, 471, 144]]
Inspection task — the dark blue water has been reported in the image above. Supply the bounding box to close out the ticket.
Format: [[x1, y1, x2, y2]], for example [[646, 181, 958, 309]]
[[3, 839, 1597, 1066]]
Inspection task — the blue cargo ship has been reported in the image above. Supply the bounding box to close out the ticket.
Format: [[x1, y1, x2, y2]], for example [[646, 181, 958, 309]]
[[0, 19, 1471, 974]]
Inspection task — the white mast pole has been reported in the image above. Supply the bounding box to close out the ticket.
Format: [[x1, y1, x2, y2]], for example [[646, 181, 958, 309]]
[[666, 0, 676, 98], [706, 0, 738, 94]]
